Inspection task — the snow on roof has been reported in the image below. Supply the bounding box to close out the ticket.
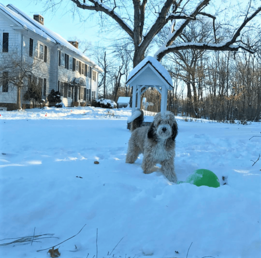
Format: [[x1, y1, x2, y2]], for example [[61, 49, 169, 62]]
[[1, 3, 103, 73], [117, 97, 130, 104], [127, 56, 173, 87], [0, 3, 55, 43]]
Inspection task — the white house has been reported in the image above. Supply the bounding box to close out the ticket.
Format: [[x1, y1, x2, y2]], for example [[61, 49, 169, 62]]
[[0, 3, 102, 110]]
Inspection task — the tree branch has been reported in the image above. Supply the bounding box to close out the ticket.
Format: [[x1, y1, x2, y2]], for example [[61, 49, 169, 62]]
[[155, 5, 261, 60], [71, 0, 134, 39]]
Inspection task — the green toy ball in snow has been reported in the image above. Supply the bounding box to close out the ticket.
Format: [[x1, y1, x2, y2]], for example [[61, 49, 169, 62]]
[[178, 169, 220, 188]]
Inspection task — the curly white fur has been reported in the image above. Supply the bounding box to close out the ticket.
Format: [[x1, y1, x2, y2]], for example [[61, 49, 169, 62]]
[[126, 111, 178, 182]]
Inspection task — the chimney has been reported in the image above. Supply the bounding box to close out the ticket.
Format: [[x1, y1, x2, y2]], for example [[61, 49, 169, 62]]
[[33, 14, 44, 25], [68, 41, 79, 49]]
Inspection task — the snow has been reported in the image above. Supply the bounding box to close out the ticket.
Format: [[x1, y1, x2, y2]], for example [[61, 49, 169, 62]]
[[127, 56, 173, 87], [117, 97, 130, 104], [127, 109, 142, 123], [0, 107, 261, 258]]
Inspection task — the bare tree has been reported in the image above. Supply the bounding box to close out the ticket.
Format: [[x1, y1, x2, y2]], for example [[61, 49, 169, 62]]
[[45, 0, 261, 67], [0, 55, 41, 109]]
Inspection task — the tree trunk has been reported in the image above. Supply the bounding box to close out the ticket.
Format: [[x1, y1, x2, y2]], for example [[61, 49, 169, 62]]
[[17, 86, 22, 109]]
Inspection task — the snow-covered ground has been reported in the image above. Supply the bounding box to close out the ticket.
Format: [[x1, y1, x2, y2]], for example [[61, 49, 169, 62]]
[[0, 107, 260, 258]]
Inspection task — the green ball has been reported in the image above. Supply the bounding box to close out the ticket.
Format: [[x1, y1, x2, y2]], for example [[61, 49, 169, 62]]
[[186, 169, 220, 188]]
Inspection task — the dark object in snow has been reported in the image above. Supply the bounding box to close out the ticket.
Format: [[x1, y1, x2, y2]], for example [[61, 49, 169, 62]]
[[94, 161, 99, 164], [48, 247, 60, 257], [222, 176, 228, 185], [47, 90, 62, 107], [76, 176, 83, 179], [127, 109, 145, 131]]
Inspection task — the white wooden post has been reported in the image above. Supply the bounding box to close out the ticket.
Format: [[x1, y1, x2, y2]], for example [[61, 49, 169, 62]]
[[132, 85, 137, 113], [161, 86, 167, 113], [137, 86, 141, 109]]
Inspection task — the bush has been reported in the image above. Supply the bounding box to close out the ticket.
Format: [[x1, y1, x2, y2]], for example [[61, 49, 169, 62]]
[[92, 98, 117, 109], [48, 90, 62, 106]]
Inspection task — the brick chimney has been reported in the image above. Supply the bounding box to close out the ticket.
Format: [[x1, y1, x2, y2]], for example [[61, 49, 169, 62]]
[[33, 15, 44, 25], [68, 41, 79, 49]]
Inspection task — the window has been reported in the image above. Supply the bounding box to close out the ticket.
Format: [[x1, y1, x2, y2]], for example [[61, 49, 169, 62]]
[[85, 64, 87, 77], [44, 46, 47, 62], [43, 78, 47, 97], [78, 61, 81, 74], [58, 51, 61, 66], [39, 44, 44, 59], [35, 43, 38, 57], [86, 89, 91, 101], [68, 86, 72, 98], [2, 33, 9, 52], [92, 71, 97, 82], [60, 82, 64, 96], [61, 53, 65, 66], [82, 63, 84, 74], [69, 57, 73, 70], [84, 88, 87, 100], [29, 38, 33, 57], [80, 87, 84, 99], [2, 72, 8, 92], [76, 60, 79, 72], [63, 83, 68, 98], [72, 58, 76, 71], [65, 54, 69, 69], [91, 91, 96, 100], [88, 67, 92, 78], [38, 78, 43, 96]]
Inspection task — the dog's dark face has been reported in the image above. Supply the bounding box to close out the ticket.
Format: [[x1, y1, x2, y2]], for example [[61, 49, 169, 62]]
[[148, 111, 178, 141]]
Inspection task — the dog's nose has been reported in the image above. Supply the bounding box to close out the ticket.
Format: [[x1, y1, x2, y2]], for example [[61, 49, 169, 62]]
[[162, 127, 166, 132]]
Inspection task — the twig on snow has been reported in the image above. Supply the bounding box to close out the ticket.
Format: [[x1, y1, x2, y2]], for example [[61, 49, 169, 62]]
[[96, 228, 98, 258], [249, 136, 261, 140], [37, 224, 86, 252], [252, 154, 260, 166], [31, 227, 36, 246], [186, 242, 193, 258], [109, 237, 124, 255], [0, 234, 57, 246]]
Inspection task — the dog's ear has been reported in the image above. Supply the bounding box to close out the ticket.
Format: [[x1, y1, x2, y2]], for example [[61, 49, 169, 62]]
[[171, 121, 178, 141], [148, 122, 156, 139]]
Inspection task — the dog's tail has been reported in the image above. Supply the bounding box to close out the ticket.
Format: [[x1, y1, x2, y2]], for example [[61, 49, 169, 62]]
[[127, 109, 144, 131]]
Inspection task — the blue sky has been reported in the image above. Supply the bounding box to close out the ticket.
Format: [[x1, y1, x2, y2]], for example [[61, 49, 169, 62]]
[[1, 0, 101, 48]]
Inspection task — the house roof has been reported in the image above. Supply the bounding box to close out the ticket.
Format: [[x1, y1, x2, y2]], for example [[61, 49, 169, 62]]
[[126, 56, 173, 89], [0, 3, 103, 73]]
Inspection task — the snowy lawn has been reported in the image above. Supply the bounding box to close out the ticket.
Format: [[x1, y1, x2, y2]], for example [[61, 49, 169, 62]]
[[0, 107, 260, 258]]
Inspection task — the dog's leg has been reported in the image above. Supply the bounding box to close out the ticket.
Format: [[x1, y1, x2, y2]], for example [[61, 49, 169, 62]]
[[126, 143, 141, 163], [141, 153, 156, 174], [160, 159, 177, 183]]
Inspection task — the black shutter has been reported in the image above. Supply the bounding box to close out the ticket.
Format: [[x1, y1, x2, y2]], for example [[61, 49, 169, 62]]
[[3, 33, 9, 52], [44, 78, 47, 96], [44, 46, 47, 62], [73, 58, 76, 71], [29, 38, 33, 57]]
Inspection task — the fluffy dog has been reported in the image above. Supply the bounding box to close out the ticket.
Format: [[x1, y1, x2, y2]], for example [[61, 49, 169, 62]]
[[126, 111, 178, 182]]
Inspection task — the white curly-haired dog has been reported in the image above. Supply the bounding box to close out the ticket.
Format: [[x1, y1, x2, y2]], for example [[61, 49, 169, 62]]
[[126, 111, 178, 182]]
